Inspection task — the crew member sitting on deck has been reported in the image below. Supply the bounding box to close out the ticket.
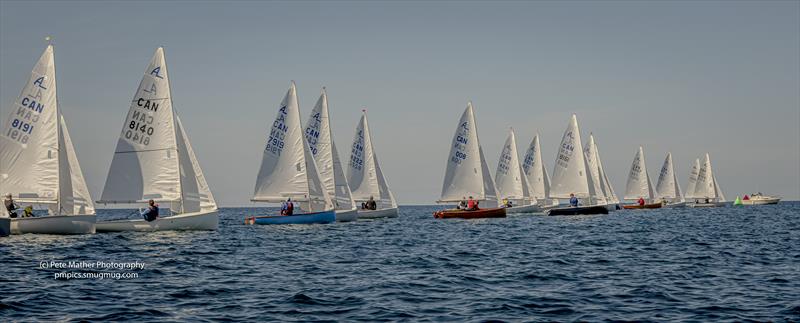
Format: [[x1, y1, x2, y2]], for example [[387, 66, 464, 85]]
[[141, 199, 159, 222], [638, 197, 646, 206], [23, 205, 35, 217], [569, 193, 579, 207], [457, 197, 468, 210], [466, 196, 478, 211], [4, 193, 18, 218], [281, 198, 294, 216], [365, 196, 377, 210]]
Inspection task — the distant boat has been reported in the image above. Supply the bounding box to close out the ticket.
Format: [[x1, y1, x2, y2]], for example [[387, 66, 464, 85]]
[[546, 114, 608, 216], [623, 146, 662, 209], [494, 128, 539, 214], [346, 110, 399, 219], [1, 45, 96, 234], [688, 153, 727, 207], [521, 134, 559, 211], [96, 48, 218, 232], [583, 134, 613, 211], [654, 153, 687, 208], [740, 193, 780, 205], [685, 158, 701, 201], [247, 82, 335, 225], [303, 88, 358, 222], [435, 102, 506, 219]]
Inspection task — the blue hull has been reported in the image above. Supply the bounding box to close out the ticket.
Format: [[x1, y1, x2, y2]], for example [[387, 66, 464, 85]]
[[248, 210, 336, 225], [0, 217, 9, 237]]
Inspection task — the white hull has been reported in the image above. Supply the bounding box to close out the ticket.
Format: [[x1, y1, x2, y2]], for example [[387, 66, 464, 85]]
[[357, 207, 399, 219], [96, 209, 218, 232], [741, 198, 780, 205], [504, 204, 542, 214], [662, 201, 688, 208], [689, 201, 727, 208], [1, 217, 10, 236], [10, 214, 96, 235], [539, 199, 561, 211], [335, 208, 359, 222]]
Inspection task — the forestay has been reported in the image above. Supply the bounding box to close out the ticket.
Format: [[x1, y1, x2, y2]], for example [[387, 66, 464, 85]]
[[346, 111, 397, 209], [100, 48, 215, 213], [494, 128, 530, 203], [624, 146, 655, 201], [303, 88, 355, 210], [253, 82, 332, 212], [439, 102, 498, 206], [549, 114, 590, 199], [0, 45, 94, 215]]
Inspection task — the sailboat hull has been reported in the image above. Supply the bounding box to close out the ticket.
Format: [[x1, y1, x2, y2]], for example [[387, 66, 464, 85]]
[[689, 202, 728, 208], [547, 205, 608, 216], [335, 208, 359, 222], [96, 209, 218, 232], [741, 198, 780, 205], [434, 207, 507, 219], [504, 204, 542, 214], [623, 203, 663, 209], [1, 218, 10, 237], [10, 214, 96, 235], [357, 207, 399, 219], [662, 201, 688, 208], [247, 210, 336, 225]]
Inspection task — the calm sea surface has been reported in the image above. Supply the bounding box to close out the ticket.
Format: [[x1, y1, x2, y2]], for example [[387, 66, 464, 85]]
[[2, 203, 799, 322]]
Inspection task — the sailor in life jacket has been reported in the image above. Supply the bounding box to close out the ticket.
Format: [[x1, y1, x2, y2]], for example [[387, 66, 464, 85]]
[[281, 198, 294, 216], [141, 199, 159, 222]]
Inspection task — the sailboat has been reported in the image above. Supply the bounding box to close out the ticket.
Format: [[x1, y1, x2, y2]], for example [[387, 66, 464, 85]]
[[583, 134, 613, 211], [96, 48, 218, 232], [303, 88, 358, 222], [521, 134, 560, 211], [435, 102, 505, 219], [246, 82, 335, 225], [494, 128, 538, 214], [1, 45, 96, 234], [346, 110, 399, 219], [654, 152, 686, 207], [546, 114, 608, 216], [685, 158, 701, 201], [688, 153, 727, 207], [623, 146, 662, 209]]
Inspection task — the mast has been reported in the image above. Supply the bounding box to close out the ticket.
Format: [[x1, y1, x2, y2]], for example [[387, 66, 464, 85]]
[[162, 47, 184, 213]]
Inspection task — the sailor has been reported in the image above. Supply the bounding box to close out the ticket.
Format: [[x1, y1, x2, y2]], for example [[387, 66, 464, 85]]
[[638, 197, 645, 206], [457, 196, 468, 210], [4, 193, 18, 218], [569, 193, 579, 207], [466, 196, 478, 211], [281, 198, 294, 216], [366, 196, 377, 210], [23, 205, 35, 217], [141, 199, 159, 222]]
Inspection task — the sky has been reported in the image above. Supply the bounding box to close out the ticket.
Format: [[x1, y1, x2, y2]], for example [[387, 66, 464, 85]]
[[1, 0, 798, 206]]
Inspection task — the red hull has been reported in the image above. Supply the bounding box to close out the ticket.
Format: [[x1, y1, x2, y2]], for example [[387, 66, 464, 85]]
[[623, 202, 663, 209], [433, 207, 507, 219]]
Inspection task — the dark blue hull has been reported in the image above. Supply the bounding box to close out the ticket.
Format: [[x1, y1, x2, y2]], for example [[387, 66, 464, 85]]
[[546, 205, 609, 216], [0, 217, 9, 237], [247, 210, 336, 225]]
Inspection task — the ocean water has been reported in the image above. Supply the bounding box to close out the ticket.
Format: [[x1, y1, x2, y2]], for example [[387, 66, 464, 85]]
[[1, 203, 799, 322]]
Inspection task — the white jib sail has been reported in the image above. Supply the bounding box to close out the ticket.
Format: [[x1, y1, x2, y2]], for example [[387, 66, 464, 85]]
[[624, 146, 655, 201], [304, 88, 355, 210], [1, 45, 61, 205], [100, 48, 182, 206], [439, 102, 496, 204], [713, 174, 726, 202], [593, 138, 617, 203], [583, 134, 607, 205], [346, 110, 396, 209], [694, 153, 721, 201], [58, 115, 95, 215], [495, 128, 529, 203], [175, 114, 216, 212], [685, 158, 700, 199], [253, 82, 332, 212], [522, 134, 549, 203], [655, 152, 682, 202], [549, 114, 590, 199]]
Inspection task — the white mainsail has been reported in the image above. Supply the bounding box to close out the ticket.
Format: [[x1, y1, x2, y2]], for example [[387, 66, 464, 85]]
[[100, 48, 215, 213], [521, 134, 550, 203], [0, 45, 94, 215], [685, 158, 700, 199], [693, 153, 724, 201], [624, 146, 656, 201], [346, 110, 397, 209], [655, 152, 684, 202], [583, 134, 608, 205], [549, 114, 591, 199], [494, 128, 530, 203], [303, 88, 355, 210], [253, 82, 332, 212], [439, 102, 498, 206]]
